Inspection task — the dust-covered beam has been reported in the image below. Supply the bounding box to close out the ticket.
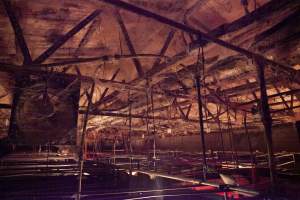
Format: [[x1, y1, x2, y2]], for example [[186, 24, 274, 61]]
[[115, 10, 144, 77], [102, 0, 299, 82], [33, 10, 101, 64], [1, 0, 32, 64]]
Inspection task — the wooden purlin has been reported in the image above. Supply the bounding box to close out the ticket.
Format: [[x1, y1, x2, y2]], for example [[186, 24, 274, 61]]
[[77, 81, 95, 200]]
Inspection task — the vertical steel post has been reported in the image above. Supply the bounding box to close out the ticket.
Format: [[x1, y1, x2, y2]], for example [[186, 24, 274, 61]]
[[145, 80, 150, 138], [227, 111, 239, 168], [244, 114, 255, 165], [113, 136, 116, 164], [150, 87, 156, 160], [128, 91, 133, 154], [77, 82, 95, 200], [217, 114, 225, 163], [244, 113, 257, 184], [195, 62, 207, 180], [128, 91, 133, 173], [255, 59, 276, 187]]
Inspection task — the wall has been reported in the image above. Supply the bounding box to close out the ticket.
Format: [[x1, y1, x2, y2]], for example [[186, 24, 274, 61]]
[[133, 124, 300, 153]]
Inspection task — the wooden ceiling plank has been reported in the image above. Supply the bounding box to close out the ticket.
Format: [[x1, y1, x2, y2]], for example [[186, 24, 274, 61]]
[[90, 0, 299, 114], [33, 10, 101, 64], [102, 0, 298, 82]]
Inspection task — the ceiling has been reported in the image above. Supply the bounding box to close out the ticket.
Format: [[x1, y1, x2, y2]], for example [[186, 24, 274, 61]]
[[0, 0, 300, 140]]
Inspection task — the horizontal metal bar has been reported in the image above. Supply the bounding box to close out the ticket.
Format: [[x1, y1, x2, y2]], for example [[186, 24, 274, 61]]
[[276, 161, 295, 167], [133, 170, 259, 196]]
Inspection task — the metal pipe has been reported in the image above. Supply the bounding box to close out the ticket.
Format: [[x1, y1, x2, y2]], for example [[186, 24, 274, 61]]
[[113, 137, 116, 164], [255, 59, 276, 187], [150, 87, 156, 160], [77, 81, 95, 200], [244, 114, 255, 165], [128, 91, 133, 154], [227, 111, 239, 168], [195, 54, 207, 180], [145, 80, 150, 137], [133, 170, 259, 197], [217, 112, 225, 163]]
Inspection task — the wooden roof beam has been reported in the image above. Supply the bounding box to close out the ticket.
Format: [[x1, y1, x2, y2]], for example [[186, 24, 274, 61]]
[[92, 68, 121, 109], [240, 89, 300, 106], [102, 0, 299, 83], [1, 0, 32, 64], [273, 84, 293, 115], [92, 0, 299, 106], [33, 10, 101, 64], [115, 10, 144, 77], [152, 29, 175, 68]]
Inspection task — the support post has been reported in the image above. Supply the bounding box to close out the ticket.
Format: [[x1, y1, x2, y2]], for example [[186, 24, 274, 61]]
[[77, 81, 95, 200], [150, 87, 156, 160], [244, 113, 257, 184], [128, 91, 133, 154], [195, 72, 207, 181], [244, 113, 254, 165], [255, 59, 276, 187], [227, 111, 239, 168], [217, 110, 225, 162]]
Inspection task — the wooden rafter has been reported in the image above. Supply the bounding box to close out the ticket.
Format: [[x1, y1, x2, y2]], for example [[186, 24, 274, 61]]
[[33, 10, 101, 64], [92, 68, 121, 109], [273, 84, 291, 111], [1, 0, 32, 64], [115, 10, 144, 77], [102, 0, 299, 84], [151, 29, 175, 69]]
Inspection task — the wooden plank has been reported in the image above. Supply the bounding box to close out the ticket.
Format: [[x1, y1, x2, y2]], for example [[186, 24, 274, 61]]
[[33, 10, 101, 64]]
